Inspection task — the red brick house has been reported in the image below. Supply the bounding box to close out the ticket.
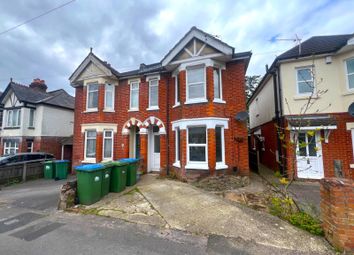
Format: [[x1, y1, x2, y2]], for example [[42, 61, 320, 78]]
[[69, 27, 251, 178], [0, 79, 74, 159], [248, 34, 354, 180]]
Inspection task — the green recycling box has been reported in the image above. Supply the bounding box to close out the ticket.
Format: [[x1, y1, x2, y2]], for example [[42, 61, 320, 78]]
[[75, 164, 104, 205], [43, 161, 54, 179], [54, 160, 69, 180], [101, 162, 112, 197], [109, 161, 128, 192], [118, 158, 140, 186]]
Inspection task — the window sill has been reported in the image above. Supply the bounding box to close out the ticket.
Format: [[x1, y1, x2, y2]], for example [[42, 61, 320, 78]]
[[82, 158, 96, 164], [102, 158, 113, 163], [293, 95, 318, 100], [342, 90, 354, 96], [173, 161, 181, 168], [216, 163, 228, 170], [128, 108, 139, 112], [185, 162, 209, 170], [83, 109, 98, 113], [3, 127, 20, 130], [28, 127, 35, 130], [146, 106, 159, 111], [172, 102, 181, 108], [185, 99, 208, 105], [103, 109, 115, 113], [213, 99, 226, 104]]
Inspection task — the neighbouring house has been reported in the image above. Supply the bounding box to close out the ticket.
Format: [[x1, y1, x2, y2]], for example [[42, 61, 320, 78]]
[[248, 34, 354, 180], [0, 79, 75, 160], [69, 26, 251, 178]]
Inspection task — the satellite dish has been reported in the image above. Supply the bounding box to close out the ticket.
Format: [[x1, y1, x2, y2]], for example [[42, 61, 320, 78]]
[[235, 111, 249, 122], [349, 102, 354, 117]]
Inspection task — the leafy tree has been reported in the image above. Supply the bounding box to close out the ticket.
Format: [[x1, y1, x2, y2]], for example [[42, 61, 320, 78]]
[[245, 75, 261, 100]]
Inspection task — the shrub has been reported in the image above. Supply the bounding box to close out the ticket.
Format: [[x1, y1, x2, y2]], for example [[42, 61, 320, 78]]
[[289, 211, 324, 236]]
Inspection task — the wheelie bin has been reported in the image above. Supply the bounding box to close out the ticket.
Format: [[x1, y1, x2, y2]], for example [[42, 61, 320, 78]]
[[118, 158, 140, 186]]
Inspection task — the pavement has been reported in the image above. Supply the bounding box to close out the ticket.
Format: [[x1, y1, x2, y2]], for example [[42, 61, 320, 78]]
[[82, 174, 333, 254]]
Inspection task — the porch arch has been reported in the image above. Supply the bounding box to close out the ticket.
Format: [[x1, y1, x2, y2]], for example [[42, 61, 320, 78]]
[[143, 116, 166, 134], [122, 117, 144, 135]]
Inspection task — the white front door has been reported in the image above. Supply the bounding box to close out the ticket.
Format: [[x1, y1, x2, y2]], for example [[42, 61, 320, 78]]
[[296, 131, 324, 179], [148, 128, 160, 172]]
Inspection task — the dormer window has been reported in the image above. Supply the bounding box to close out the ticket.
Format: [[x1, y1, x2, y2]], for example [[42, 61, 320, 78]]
[[87, 83, 99, 111], [186, 65, 206, 103]]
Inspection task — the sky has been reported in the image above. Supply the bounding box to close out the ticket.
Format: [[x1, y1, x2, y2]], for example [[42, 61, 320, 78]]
[[0, 0, 353, 95]]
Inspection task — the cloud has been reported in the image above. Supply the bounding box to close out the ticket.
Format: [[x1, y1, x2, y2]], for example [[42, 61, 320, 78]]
[[0, 0, 353, 95]]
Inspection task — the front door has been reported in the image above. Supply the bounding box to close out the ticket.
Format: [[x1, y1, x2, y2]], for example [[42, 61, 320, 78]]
[[148, 127, 160, 172], [296, 131, 324, 179]]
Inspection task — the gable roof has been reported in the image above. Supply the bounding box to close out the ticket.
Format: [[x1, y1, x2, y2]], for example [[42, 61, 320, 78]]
[[0, 81, 74, 110], [277, 34, 354, 61], [247, 33, 354, 105]]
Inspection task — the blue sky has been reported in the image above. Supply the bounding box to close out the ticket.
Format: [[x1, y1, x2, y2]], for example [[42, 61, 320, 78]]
[[0, 0, 353, 94]]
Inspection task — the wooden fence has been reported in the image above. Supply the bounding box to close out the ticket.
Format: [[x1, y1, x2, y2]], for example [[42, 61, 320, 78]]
[[0, 160, 45, 185]]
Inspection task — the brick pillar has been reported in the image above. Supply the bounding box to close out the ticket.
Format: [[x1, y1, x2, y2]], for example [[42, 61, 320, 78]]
[[179, 129, 187, 179], [206, 66, 214, 116], [320, 178, 354, 252], [122, 134, 129, 158], [140, 134, 148, 174], [208, 128, 216, 175], [96, 132, 103, 163], [160, 134, 167, 176], [98, 84, 105, 122]]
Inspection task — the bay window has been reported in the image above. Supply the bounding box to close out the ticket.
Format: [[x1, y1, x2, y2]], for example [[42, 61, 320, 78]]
[[215, 126, 227, 168], [85, 130, 96, 159], [346, 58, 354, 90], [6, 109, 21, 127], [213, 68, 222, 100], [103, 130, 113, 160], [130, 81, 139, 110], [174, 128, 181, 166], [187, 126, 207, 164], [174, 74, 180, 106], [148, 79, 159, 109], [186, 65, 206, 103], [104, 84, 114, 110], [87, 83, 99, 110], [296, 67, 314, 94], [29, 109, 35, 127]]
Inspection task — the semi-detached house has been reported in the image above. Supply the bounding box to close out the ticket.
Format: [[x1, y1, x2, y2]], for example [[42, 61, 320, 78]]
[[69, 27, 251, 178]]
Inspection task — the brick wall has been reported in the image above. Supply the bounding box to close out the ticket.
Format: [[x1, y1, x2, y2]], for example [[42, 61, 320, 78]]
[[320, 178, 354, 252]]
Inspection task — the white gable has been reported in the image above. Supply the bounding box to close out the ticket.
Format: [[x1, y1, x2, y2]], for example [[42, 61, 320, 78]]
[[3, 91, 22, 108], [77, 62, 107, 81]]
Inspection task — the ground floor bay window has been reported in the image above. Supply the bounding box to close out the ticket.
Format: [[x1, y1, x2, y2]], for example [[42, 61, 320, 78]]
[[187, 126, 208, 169], [84, 130, 96, 162]]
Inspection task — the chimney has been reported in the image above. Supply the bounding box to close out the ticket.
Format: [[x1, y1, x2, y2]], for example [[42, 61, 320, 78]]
[[29, 78, 47, 92]]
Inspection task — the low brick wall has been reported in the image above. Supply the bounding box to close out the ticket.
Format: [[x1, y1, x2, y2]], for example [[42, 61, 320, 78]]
[[320, 178, 354, 252]]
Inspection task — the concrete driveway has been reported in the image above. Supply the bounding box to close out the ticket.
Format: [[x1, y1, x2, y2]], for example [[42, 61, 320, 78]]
[[86, 175, 333, 254]]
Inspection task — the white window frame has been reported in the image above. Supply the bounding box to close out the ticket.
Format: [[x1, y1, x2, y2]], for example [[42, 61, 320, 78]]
[[213, 67, 225, 103], [345, 57, 354, 91], [185, 65, 207, 104], [4, 140, 19, 155], [84, 130, 97, 163], [296, 67, 314, 95], [102, 129, 114, 161], [186, 126, 208, 169], [173, 127, 181, 167], [104, 83, 115, 111], [215, 126, 227, 169], [129, 80, 140, 111], [29, 108, 35, 127], [86, 83, 99, 112], [173, 74, 181, 107], [27, 140, 34, 152], [5, 109, 21, 127], [147, 78, 159, 110]]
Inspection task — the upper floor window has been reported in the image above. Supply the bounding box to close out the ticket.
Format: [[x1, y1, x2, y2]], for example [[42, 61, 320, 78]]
[[130, 81, 139, 110], [175, 75, 180, 105], [296, 67, 314, 95], [213, 67, 222, 100], [85, 130, 96, 159], [103, 130, 113, 160], [186, 65, 206, 102], [104, 84, 114, 110], [6, 109, 21, 127], [29, 109, 35, 127], [345, 58, 354, 90], [87, 83, 99, 110], [148, 79, 159, 109]]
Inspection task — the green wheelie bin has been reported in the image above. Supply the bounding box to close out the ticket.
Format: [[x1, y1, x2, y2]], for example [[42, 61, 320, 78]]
[[43, 161, 54, 179], [75, 164, 104, 205], [110, 161, 128, 192], [54, 160, 70, 180], [101, 162, 112, 197], [118, 158, 140, 186]]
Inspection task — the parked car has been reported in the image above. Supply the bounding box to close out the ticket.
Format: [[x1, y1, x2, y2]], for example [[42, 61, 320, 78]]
[[0, 152, 55, 166]]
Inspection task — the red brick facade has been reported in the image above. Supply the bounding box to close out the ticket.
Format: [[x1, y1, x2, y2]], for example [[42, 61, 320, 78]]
[[320, 178, 354, 252], [72, 61, 249, 177]]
